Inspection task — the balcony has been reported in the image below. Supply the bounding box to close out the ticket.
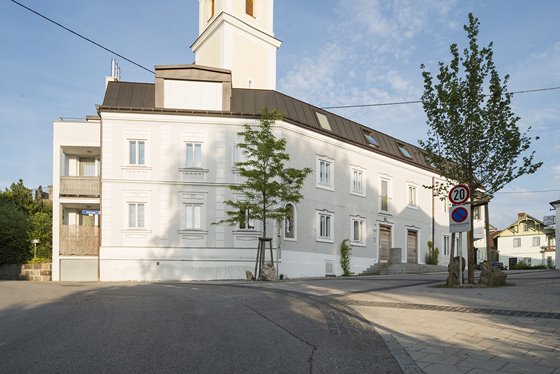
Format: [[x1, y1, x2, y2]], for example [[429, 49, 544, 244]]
[[60, 225, 99, 256], [60, 176, 100, 197]]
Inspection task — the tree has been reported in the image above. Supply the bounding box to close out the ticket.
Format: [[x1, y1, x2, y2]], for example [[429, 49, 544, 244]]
[[2, 179, 34, 214], [219, 108, 312, 277], [419, 13, 541, 284], [0, 198, 31, 264]]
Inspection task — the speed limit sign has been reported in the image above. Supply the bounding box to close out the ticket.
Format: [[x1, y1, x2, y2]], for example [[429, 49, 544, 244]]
[[448, 184, 470, 205]]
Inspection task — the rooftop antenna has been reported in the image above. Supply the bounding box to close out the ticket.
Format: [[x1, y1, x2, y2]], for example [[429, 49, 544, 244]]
[[106, 58, 121, 88]]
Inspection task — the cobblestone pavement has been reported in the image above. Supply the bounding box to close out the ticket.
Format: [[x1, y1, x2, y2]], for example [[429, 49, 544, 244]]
[[238, 270, 560, 374]]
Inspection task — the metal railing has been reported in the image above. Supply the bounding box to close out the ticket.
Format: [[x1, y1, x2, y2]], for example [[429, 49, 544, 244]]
[[60, 225, 99, 256], [60, 176, 100, 197]]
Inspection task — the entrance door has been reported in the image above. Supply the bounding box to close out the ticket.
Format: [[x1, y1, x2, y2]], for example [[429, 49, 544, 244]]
[[378, 225, 391, 263], [407, 230, 418, 263]]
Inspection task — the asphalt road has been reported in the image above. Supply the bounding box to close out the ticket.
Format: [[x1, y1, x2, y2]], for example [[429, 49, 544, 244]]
[[0, 281, 402, 374]]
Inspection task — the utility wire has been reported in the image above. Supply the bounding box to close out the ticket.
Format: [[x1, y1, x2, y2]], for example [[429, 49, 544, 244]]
[[495, 189, 560, 194], [10, 0, 155, 75], [322, 86, 560, 110]]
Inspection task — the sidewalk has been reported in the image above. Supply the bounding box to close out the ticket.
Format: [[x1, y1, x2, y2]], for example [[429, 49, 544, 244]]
[[241, 270, 560, 374]]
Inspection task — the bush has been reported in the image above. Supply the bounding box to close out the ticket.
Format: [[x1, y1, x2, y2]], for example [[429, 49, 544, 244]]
[[0, 199, 31, 264], [512, 261, 548, 270], [340, 239, 352, 276], [426, 240, 440, 265]]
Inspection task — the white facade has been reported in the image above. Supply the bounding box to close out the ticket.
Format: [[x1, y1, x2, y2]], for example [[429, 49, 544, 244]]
[[51, 1, 461, 281]]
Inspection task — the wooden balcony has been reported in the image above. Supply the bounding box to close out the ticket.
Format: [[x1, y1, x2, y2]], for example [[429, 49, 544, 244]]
[[60, 225, 99, 256], [60, 176, 100, 197]]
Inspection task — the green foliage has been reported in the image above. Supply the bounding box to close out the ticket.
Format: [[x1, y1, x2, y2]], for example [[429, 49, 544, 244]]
[[425, 240, 440, 265], [218, 108, 312, 238], [419, 13, 541, 199], [0, 179, 53, 264], [340, 239, 352, 276], [512, 261, 547, 270], [0, 198, 31, 264]]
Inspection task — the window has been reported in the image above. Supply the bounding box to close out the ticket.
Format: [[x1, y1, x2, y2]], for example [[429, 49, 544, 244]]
[[184, 204, 202, 229], [408, 185, 417, 207], [128, 203, 145, 228], [129, 140, 145, 165], [284, 203, 296, 239], [473, 206, 481, 220], [186, 142, 202, 168], [397, 143, 413, 159], [246, 0, 254, 16], [513, 237, 521, 247], [351, 168, 364, 195], [351, 217, 366, 245], [522, 222, 529, 232], [443, 235, 450, 256], [363, 131, 379, 146], [239, 207, 255, 230], [233, 143, 249, 166], [315, 112, 332, 131], [317, 211, 333, 242], [532, 237, 541, 247], [380, 178, 390, 212], [317, 158, 334, 189]]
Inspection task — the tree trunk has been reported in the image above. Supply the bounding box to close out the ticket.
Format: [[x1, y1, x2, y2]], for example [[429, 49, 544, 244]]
[[484, 202, 493, 284]]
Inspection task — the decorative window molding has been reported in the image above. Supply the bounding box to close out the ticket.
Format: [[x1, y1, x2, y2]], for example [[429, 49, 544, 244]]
[[350, 167, 366, 197], [284, 203, 297, 241], [316, 210, 334, 243], [316, 156, 334, 191], [350, 216, 366, 246]]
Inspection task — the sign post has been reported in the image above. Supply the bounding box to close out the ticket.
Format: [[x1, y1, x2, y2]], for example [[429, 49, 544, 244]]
[[448, 184, 471, 287]]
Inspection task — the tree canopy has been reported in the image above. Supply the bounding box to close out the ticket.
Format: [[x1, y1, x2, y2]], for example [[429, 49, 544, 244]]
[[419, 13, 541, 199]]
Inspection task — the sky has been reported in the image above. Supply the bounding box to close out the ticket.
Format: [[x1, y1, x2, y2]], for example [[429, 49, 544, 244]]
[[1, 0, 559, 229]]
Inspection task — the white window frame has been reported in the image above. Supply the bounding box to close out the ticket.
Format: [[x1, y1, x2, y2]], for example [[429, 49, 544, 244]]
[[350, 167, 365, 197], [128, 202, 145, 228], [442, 235, 450, 257], [184, 204, 203, 230], [532, 236, 541, 247], [316, 211, 334, 243], [407, 184, 418, 208], [379, 177, 392, 214], [316, 156, 334, 191], [350, 216, 366, 246], [185, 142, 203, 168], [239, 207, 255, 230], [128, 140, 146, 165], [233, 143, 249, 168], [284, 203, 297, 241], [513, 237, 521, 247]]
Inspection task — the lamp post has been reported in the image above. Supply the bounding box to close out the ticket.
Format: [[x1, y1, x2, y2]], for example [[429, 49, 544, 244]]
[[31, 239, 40, 259]]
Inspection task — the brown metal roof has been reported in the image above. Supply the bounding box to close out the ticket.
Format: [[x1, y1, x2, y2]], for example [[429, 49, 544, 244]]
[[100, 82, 433, 171]]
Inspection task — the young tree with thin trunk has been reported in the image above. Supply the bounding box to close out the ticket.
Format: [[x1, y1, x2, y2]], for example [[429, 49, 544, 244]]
[[419, 13, 541, 284], [217, 108, 312, 276]]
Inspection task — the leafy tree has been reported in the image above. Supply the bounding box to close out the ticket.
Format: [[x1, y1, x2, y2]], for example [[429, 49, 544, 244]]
[[29, 207, 53, 260], [419, 13, 541, 284], [0, 198, 31, 264], [2, 179, 34, 214], [218, 109, 312, 274]]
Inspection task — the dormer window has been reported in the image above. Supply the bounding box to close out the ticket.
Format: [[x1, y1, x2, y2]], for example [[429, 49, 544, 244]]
[[397, 143, 413, 159], [363, 131, 379, 146], [316, 112, 332, 131], [246, 0, 254, 16]]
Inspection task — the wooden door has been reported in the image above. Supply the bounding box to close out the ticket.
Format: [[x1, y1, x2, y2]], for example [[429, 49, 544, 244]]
[[378, 225, 391, 263], [407, 230, 418, 263]]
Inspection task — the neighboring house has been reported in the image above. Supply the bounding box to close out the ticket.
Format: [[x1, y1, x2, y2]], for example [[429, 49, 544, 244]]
[[495, 213, 553, 268], [51, 0, 462, 281]]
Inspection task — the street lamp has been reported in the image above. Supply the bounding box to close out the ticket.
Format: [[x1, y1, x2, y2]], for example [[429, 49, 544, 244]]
[[31, 239, 40, 259]]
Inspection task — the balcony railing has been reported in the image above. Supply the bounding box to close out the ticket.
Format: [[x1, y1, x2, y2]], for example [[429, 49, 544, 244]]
[[60, 176, 100, 197], [60, 225, 99, 256]]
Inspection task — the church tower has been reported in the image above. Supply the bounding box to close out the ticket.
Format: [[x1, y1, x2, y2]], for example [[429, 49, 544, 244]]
[[191, 0, 282, 90]]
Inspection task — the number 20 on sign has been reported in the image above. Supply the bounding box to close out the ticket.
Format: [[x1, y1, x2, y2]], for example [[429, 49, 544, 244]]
[[448, 184, 470, 205]]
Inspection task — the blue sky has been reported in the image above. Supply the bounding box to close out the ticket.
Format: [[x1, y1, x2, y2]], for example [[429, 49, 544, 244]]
[[1, 0, 559, 228]]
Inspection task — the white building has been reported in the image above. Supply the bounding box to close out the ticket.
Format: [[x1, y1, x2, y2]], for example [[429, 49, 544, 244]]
[[52, 0, 462, 281]]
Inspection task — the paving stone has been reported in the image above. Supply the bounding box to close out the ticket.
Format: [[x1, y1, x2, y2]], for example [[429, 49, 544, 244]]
[[500, 362, 555, 374], [457, 357, 508, 371], [422, 363, 471, 374]]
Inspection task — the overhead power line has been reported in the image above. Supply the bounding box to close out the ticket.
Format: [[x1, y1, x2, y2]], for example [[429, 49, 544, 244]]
[[495, 188, 560, 194], [10, 0, 155, 75], [322, 86, 560, 110]]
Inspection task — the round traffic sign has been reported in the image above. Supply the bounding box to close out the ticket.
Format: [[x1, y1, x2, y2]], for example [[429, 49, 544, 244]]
[[448, 184, 470, 205], [451, 206, 469, 223]]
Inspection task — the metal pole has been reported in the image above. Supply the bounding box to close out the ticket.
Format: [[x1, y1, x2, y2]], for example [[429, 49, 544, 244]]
[[459, 232, 463, 287]]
